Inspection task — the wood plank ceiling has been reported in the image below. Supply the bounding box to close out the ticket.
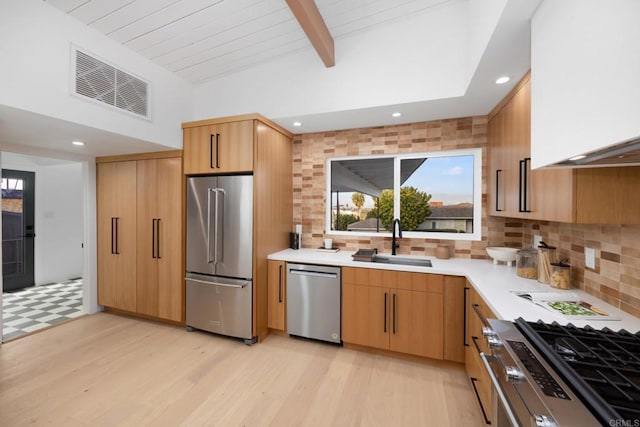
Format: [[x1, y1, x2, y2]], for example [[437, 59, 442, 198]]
[[46, 0, 452, 84]]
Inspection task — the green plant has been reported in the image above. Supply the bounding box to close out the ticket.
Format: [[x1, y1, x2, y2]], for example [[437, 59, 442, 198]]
[[378, 186, 431, 231], [334, 213, 359, 231]]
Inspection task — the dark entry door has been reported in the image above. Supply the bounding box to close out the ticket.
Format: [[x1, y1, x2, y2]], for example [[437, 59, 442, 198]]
[[2, 169, 35, 291]]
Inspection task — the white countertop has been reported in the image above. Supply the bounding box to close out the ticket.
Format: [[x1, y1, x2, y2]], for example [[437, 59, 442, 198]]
[[269, 248, 640, 333]]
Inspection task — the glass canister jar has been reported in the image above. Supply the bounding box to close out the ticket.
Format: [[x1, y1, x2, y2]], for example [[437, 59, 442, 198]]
[[516, 248, 538, 279], [550, 262, 571, 289], [537, 243, 557, 284]]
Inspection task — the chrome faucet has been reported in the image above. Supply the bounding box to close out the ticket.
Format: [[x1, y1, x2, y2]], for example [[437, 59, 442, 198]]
[[391, 218, 402, 255]]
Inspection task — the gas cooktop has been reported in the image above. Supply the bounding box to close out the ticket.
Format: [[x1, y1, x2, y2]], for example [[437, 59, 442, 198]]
[[517, 319, 640, 424]]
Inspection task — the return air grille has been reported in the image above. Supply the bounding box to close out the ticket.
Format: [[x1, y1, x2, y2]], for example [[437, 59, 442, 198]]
[[74, 49, 149, 118]]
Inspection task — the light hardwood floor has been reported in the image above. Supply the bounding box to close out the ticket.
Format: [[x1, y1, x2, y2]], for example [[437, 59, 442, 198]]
[[0, 313, 483, 426]]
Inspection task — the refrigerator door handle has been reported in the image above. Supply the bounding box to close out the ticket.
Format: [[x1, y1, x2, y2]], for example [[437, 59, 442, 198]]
[[207, 188, 216, 264], [185, 277, 248, 288], [215, 188, 225, 264]]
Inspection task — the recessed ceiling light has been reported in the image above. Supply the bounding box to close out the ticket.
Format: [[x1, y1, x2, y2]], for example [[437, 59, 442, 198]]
[[293, 121, 302, 127], [72, 140, 85, 146], [392, 112, 402, 118], [568, 154, 586, 161], [495, 76, 510, 85]]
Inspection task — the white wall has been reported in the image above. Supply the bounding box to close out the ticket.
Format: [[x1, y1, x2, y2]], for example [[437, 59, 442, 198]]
[[465, 0, 508, 85], [531, 0, 640, 168], [0, 0, 194, 150], [35, 163, 83, 284], [1, 155, 83, 285], [194, 0, 468, 121]]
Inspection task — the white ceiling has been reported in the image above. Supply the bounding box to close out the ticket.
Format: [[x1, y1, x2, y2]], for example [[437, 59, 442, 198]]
[[45, 0, 453, 84], [0, 0, 540, 159]]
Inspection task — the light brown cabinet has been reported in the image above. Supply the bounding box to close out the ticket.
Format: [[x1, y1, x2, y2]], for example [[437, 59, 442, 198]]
[[183, 114, 293, 341], [97, 161, 138, 313], [267, 260, 286, 331], [183, 120, 253, 174], [464, 286, 495, 425], [488, 72, 574, 222], [135, 157, 183, 322], [489, 72, 640, 224], [443, 275, 466, 363], [342, 267, 444, 360], [97, 152, 184, 322]]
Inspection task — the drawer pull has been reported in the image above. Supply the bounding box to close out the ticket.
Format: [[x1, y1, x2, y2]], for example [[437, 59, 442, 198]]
[[472, 303, 489, 328], [470, 377, 492, 425]]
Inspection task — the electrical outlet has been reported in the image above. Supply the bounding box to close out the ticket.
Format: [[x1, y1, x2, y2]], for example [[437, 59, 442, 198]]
[[533, 235, 543, 247], [585, 247, 596, 269]]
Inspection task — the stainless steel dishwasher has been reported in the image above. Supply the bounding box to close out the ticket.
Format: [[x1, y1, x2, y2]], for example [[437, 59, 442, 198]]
[[287, 263, 341, 344]]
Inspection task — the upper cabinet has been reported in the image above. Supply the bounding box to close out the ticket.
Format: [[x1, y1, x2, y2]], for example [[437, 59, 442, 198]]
[[183, 120, 254, 174], [489, 73, 640, 224], [488, 73, 574, 222], [530, 0, 640, 168]]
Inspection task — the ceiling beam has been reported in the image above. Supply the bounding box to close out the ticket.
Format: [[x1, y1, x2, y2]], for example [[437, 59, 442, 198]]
[[286, 0, 335, 67]]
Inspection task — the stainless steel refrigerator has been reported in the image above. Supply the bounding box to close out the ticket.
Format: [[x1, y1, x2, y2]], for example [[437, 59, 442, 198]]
[[185, 175, 255, 343]]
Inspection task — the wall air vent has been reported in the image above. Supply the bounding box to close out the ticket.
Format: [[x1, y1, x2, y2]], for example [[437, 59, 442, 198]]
[[73, 49, 150, 119]]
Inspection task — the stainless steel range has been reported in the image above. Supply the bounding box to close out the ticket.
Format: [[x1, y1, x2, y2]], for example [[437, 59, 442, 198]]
[[481, 318, 640, 426]]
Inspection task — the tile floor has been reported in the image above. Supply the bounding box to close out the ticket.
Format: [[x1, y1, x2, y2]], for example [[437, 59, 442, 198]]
[[2, 279, 84, 341]]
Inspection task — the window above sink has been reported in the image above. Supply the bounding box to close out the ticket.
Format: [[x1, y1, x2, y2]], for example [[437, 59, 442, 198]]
[[325, 148, 482, 241]]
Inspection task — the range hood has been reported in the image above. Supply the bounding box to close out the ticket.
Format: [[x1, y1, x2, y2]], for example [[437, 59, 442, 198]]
[[554, 136, 640, 167]]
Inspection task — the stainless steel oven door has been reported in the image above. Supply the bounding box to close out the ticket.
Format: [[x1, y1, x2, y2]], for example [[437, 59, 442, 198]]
[[481, 352, 536, 426], [480, 318, 602, 427]]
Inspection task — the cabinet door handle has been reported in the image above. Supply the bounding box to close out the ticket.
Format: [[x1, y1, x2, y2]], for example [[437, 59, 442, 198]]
[[463, 287, 470, 347], [518, 159, 525, 212], [383, 292, 388, 333], [518, 158, 532, 213], [472, 303, 489, 328], [115, 217, 120, 254], [471, 335, 482, 354], [152, 219, 157, 258], [156, 218, 161, 259], [470, 377, 492, 425], [523, 157, 531, 213], [495, 169, 502, 212], [209, 134, 215, 169], [111, 217, 116, 254], [392, 293, 397, 334], [278, 264, 283, 303], [215, 133, 220, 168]]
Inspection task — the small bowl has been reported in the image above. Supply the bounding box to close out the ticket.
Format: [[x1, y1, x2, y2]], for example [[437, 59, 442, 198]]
[[486, 247, 518, 266]]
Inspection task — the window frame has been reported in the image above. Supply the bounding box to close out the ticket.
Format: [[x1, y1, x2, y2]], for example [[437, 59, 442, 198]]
[[325, 148, 482, 241]]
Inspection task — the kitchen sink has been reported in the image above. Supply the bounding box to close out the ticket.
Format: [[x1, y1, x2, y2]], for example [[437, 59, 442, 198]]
[[371, 254, 432, 267]]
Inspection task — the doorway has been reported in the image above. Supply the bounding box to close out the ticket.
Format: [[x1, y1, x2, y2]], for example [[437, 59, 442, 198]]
[[1, 154, 86, 341], [2, 169, 35, 291]]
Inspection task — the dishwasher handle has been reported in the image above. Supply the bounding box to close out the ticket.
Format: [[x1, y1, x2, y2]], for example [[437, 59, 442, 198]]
[[288, 269, 338, 279]]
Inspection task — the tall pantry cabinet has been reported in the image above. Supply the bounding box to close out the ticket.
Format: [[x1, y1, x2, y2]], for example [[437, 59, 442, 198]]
[[97, 151, 184, 323], [97, 160, 137, 313]]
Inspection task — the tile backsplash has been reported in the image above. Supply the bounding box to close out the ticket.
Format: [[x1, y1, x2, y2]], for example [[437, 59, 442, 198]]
[[292, 116, 498, 258], [519, 222, 640, 319], [291, 117, 640, 318]]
